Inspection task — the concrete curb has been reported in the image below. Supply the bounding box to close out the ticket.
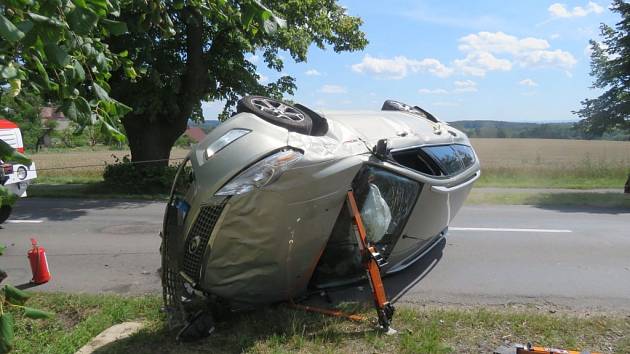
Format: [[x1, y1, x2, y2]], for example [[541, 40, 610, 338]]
[[75, 321, 144, 354]]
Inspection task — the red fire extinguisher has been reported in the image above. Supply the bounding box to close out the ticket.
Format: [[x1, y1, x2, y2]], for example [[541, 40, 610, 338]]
[[27, 238, 51, 284]]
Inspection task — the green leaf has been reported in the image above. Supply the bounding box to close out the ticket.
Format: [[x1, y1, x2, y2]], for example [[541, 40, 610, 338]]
[[173, 0, 184, 10], [0, 14, 25, 42], [23, 307, 54, 319], [0, 63, 18, 80], [15, 20, 34, 35], [0, 187, 17, 208], [72, 0, 88, 8], [123, 65, 137, 79], [67, 7, 98, 35], [4, 285, 32, 305], [71, 60, 86, 82], [32, 56, 51, 89], [101, 19, 128, 35], [75, 97, 93, 123], [0, 313, 14, 354], [0, 244, 6, 256], [99, 119, 126, 142], [44, 44, 70, 66], [0, 140, 31, 165], [92, 83, 109, 100], [86, 0, 109, 16], [27, 13, 65, 27], [8, 79, 21, 97]]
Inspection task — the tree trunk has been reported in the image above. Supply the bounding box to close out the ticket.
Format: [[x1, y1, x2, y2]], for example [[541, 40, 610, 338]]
[[123, 115, 186, 169]]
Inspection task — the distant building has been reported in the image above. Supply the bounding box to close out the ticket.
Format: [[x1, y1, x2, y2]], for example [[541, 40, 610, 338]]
[[40, 106, 70, 130], [37, 106, 70, 149]]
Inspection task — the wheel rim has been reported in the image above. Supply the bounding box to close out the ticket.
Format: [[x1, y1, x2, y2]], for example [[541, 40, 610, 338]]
[[250, 98, 305, 122], [390, 100, 425, 116]]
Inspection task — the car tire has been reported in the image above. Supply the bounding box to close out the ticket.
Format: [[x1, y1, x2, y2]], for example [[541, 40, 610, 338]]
[[237, 96, 313, 134], [0, 206, 11, 224], [381, 99, 439, 123]]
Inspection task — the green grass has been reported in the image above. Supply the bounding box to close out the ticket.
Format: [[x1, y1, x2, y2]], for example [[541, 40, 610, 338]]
[[11, 293, 160, 354], [466, 190, 630, 208], [34, 176, 104, 185], [11, 293, 630, 354], [476, 166, 628, 189]]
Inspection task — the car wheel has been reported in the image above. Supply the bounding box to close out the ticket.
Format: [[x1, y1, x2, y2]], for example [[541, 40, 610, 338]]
[[0, 206, 11, 224], [237, 96, 313, 134], [381, 99, 439, 123]]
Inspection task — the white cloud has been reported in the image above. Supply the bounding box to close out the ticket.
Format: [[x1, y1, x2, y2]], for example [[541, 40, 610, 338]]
[[418, 88, 449, 94], [419, 81, 477, 95], [319, 84, 347, 94], [548, 2, 604, 18], [453, 80, 478, 92], [550, 33, 561, 40], [305, 69, 321, 76], [257, 73, 269, 83], [454, 52, 512, 76], [519, 78, 538, 87], [456, 31, 576, 74], [517, 49, 577, 69], [458, 31, 549, 55], [351, 32, 576, 79], [351, 55, 453, 79]]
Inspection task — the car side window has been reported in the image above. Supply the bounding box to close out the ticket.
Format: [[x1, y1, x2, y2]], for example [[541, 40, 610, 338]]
[[353, 165, 422, 259]]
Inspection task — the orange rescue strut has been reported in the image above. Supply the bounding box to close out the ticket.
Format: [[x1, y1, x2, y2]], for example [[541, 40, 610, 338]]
[[288, 191, 395, 333], [346, 190, 396, 333]]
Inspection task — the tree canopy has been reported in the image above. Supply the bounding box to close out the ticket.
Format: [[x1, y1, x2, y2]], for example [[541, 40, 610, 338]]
[[576, 0, 630, 137], [1, 0, 368, 167], [0, 0, 152, 140], [107, 0, 368, 165]]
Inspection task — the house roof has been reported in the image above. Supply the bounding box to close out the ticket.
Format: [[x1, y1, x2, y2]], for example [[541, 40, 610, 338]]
[[185, 127, 206, 142]]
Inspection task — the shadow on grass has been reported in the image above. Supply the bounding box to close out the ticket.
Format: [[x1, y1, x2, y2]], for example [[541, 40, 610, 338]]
[[92, 306, 375, 354], [91, 241, 446, 354], [529, 192, 630, 215]]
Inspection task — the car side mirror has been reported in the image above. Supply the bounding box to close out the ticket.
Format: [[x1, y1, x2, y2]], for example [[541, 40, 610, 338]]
[[373, 139, 390, 160]]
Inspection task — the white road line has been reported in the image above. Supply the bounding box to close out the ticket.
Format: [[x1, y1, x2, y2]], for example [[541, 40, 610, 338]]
[[450, 227, 572, 233], [6, 220, 44, 224]]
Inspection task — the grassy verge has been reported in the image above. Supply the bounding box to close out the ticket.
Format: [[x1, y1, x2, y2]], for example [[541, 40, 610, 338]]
[[475, 166, 628, 189], [466, 190, 630, 208], [12, 293, 630, 354]]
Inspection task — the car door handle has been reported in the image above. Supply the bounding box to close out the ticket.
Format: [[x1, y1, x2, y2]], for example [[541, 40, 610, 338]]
[[431, 171, 480, 194]]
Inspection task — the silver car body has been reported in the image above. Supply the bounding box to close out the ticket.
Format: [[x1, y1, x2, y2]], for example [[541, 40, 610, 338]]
[[163, 109, 480, 308]]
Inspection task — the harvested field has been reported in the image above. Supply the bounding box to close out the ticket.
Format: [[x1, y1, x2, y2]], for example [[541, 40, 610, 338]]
[[470, 139, 630, 188], [29, 148, 190, 180], [471, 138, 630, 168], [27, 139, 630, 188]]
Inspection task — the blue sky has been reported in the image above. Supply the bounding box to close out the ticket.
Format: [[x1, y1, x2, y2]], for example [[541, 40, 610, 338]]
[[202, 0, 619, 122]]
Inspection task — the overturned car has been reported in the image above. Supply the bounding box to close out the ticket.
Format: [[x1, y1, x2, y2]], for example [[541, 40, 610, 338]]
[[161, 97, 480, 338]]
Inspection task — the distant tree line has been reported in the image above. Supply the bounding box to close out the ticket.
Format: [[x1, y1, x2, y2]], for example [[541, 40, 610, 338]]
[[450, 120, 630, 140]]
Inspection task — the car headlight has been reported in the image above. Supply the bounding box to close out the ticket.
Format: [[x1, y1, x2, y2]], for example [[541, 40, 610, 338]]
[[205, 129, 251, 160], [215, 149, 303, 196], [16, 166, 27, 180]]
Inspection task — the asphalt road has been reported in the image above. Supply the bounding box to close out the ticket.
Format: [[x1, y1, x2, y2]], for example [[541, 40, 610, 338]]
[[2, 198, 629, 311]]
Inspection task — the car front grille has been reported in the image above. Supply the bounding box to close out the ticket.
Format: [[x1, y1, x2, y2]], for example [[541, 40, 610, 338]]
[[181, 200, 227, 283]]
